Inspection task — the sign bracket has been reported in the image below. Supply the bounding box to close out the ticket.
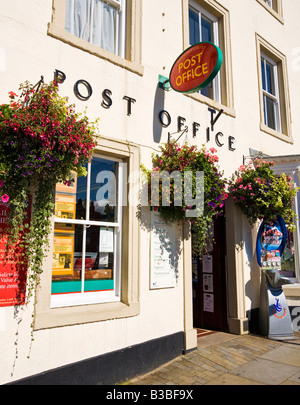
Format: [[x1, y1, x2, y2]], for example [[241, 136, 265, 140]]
[[168, 126, 188, 144], [158, 75, 171, 91]]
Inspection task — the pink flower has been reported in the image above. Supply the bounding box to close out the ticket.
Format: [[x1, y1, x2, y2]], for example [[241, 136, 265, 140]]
[[1, 194, 9, 203], [0, 180, 3, 187], [8, 91, 18, 99]]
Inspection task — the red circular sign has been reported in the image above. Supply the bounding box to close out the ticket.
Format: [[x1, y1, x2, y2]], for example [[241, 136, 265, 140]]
[[169, 42, 223, 94]]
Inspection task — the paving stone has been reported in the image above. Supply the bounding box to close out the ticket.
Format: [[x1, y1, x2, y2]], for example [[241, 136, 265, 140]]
[[205, 373, 266, 385], [260, 345, 300, 368], [230, 358, 300, 385]]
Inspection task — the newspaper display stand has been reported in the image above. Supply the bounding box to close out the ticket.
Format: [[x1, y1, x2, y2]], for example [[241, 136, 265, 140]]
[[257, 216, 296, 340]]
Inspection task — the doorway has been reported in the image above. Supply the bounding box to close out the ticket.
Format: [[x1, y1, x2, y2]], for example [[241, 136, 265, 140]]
[[192, 215, 228, 332]]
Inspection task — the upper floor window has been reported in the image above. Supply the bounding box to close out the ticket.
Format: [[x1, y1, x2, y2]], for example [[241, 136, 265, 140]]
[[261, 53, 281, 132], [256, 0, 283, 23], [263, 0, 273, 8], [188, 1, 221, 102], [48, 0, 143, 75], [65, 0, 126, 58], [256, 34, 292, 142]]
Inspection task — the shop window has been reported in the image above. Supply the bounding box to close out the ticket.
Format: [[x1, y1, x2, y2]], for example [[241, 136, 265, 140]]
[[65, 0, 126, 58], [182, 0, 234, 115], [34, 139, 140, 329], [51, 155, 123, 308], [48, 0, 143, 75], [256, 34, 292, 142]]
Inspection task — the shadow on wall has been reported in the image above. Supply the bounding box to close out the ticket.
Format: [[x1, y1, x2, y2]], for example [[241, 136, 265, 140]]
[[244, 222, 261, 333], [153, 83, 166, 144]]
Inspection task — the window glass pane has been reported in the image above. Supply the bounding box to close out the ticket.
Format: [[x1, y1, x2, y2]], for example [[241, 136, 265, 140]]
[[76, 164, 88, 220], [261, 59, 266, 91], [189, 8, 200, 45], [201, 82, 214, 99], [51, 224, 82, 295], [265, 95, 277, 130], [201, 15, 213, 43], [264, 0, 273, 8], [280, 231, 296, 278], [90, 157, 118, 223], [265, 61, 275, 95], [84, 225, 114, 292], [92, 0, 118, 54], [65, 0, 122, 56]]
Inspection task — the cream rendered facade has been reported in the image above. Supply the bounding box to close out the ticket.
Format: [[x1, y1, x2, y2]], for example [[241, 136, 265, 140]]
[[0, 0, 299, 384]]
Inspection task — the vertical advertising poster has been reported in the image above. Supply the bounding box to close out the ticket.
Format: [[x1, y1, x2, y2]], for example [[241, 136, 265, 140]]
[[150, 211, 176, 289], [52, 232, 75, 276], [0, 203, 29, 307]]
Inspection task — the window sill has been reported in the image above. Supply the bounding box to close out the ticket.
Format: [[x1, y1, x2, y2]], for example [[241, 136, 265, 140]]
[[47, 23, 144, 77], [34, 300, 140, 330], [260, 122, 293, 144], [256, 0, 284, 24], [283, 283, 300, 298], [185, 92, 236, 119]]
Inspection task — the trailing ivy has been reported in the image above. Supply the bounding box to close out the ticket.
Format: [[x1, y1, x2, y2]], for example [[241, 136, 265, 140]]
[[0, 80, 98, 303], [142, 141, 228, 257]]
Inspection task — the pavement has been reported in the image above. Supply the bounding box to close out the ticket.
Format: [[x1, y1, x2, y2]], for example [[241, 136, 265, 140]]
[[126, 329, 300, 386]]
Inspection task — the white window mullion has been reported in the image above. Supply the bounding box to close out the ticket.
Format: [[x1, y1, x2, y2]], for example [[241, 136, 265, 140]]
[[89, 0, 94, 45], [86, 161, 91, 222], [81, 161, 91, 293], [81, 225, 87, 293], [212, 20, 221, 102], [273, 64, 282, 132], [118, 0, 126, 58], [114, 162, 124, 297]]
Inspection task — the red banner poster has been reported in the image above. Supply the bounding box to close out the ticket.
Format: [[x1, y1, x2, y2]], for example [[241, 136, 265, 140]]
[[0, 203, 30, 307]]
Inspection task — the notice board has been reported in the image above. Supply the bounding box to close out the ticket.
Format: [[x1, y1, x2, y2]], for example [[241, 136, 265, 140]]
[[150, 210, 176, 289]]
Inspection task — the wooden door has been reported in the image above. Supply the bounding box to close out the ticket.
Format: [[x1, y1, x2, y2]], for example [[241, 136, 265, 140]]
[[192, 215, 228, 332]]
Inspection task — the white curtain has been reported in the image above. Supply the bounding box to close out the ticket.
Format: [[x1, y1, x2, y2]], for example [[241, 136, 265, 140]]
[[65, 0, 117, 54]]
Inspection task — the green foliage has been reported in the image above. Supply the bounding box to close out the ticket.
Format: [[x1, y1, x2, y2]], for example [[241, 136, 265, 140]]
[[229, 159, 298, 230], [0, 81, 98, 302], [143, 141, 228, 256]]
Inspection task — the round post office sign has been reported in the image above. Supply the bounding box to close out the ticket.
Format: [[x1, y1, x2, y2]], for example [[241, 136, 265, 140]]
[[169, 42, 223, 94]]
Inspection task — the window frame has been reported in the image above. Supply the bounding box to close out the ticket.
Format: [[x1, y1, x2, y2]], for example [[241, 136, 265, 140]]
[[34, 137, 140, 330], [256, 34, 292, 143], [51, 154, 124, 309], [256, 0, 284, 24], [65, 0, 126, 58], [182, 0, 235, 117], [48, 0, 143, 76]]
